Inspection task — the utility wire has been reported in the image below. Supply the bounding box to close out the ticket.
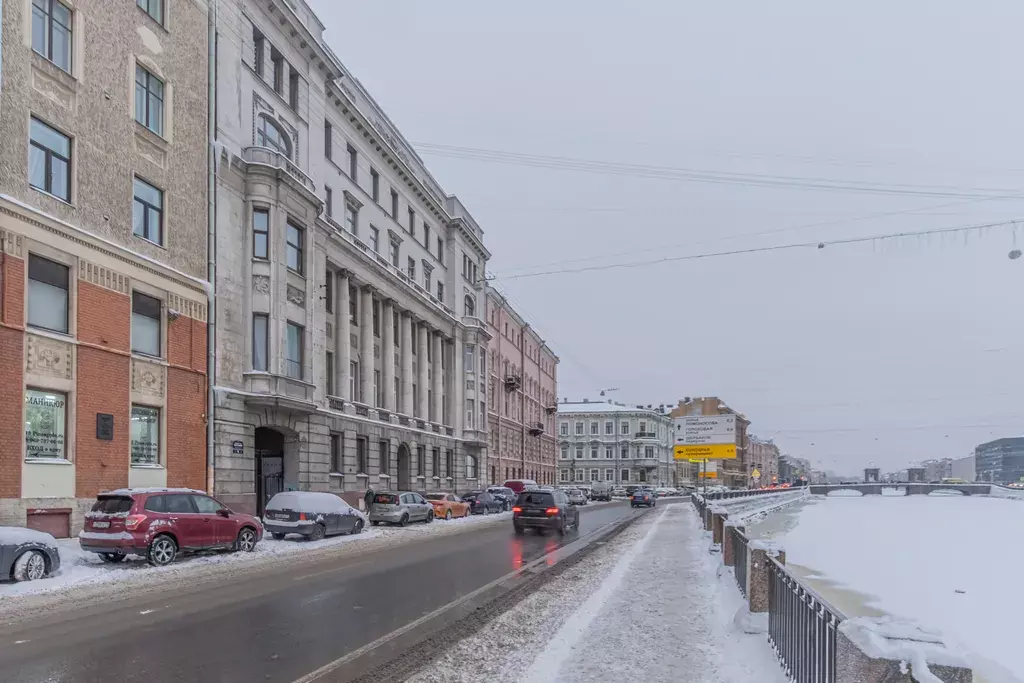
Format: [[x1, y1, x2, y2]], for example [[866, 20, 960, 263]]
[[489, 218, 1022, 282]]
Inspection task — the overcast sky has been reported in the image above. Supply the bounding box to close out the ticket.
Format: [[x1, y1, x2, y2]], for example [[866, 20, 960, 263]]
[[311, 0, 1024, 474]]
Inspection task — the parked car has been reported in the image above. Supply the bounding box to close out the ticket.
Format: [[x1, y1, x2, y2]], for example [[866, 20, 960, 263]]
[[630, 489, 657, 508], [79, 488, 263, 567], [1, 527, 61, 582], [654, 487, 672, 497], [263, 491, 365, 541], [611, 486, 628, 497], [590, 481, 613, 501], [567, 489, 588, 506], [624, 484, 644, 496], [513, 489, 579, 536], [425, 493, 470, 520], [502, 479, 539, 495], [369, 492, 434, 526], [461, 491, 504, 515], [486, 486, 518, 511]]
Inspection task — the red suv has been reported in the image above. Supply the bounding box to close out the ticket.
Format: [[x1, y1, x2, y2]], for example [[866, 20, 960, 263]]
[[79, 488, 263, 566]]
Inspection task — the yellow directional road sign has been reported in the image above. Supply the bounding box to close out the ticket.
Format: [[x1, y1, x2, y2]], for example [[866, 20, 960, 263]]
[[674, 444, 737, 460], [751, 468, 761, 480]]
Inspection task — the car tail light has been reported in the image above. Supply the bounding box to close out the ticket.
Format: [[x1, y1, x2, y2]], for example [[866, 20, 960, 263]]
[[545, 508, 560, 515], [299, 512, 307, 521], [512, 506, 522, 513], [125, 514, 147, 531]]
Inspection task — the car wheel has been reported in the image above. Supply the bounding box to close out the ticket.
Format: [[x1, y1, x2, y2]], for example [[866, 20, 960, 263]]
[[271, 532, 286, 540], [12, 550, 48, 581], [147, 535, 177, 567], [425, 510, 434, 524], [310, 523, 326, 541], [399, 514, 409, 527], [235, 527, 258, 552], [513, 524, 525, 536], [100, 552, 126, 563], [352, 520, 364, 535], [445, 510, 452, 520], [557, 517, 567, 537]]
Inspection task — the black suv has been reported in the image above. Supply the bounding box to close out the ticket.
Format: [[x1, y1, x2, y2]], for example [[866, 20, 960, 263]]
[[513, 489, 579, 536]]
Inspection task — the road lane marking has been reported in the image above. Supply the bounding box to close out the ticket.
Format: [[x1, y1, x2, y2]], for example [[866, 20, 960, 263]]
[[138, 609, 157, 615], [13, 640, 29, 645]]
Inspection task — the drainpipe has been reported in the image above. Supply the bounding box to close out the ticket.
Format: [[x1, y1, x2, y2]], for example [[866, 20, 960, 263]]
[[205, 0, 218, 495]]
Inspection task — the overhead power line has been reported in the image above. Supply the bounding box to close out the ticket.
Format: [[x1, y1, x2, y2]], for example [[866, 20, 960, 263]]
[[489, 218, 1022, 281], [414, 142, 1017, 199]]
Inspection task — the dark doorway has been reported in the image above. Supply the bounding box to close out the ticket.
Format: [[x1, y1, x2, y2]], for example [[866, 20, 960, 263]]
[[255, 427, 285, 515], [397, 443, 411, 491]]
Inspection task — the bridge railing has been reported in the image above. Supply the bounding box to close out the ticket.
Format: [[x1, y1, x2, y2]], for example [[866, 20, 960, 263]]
[[768, 557, 842, 683], [732, 528, 749, 597]]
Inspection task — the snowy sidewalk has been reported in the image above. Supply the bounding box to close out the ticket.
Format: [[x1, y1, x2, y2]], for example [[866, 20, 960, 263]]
[[410, 504, 788, 683]]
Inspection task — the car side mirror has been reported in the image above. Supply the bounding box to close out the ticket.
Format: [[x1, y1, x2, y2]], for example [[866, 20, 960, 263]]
[[217, 508, 230, 518]]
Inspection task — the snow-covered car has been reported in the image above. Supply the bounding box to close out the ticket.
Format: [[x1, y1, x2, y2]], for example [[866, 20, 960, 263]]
[[567, 489, 588, 506], [655, 487, 672, 497], [1, 527, 61, 582], [263, 491, 366, 541], [486, 486, 518, 511]]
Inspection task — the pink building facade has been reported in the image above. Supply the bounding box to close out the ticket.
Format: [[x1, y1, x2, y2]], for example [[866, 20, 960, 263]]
[[485, 287, 559, 486]]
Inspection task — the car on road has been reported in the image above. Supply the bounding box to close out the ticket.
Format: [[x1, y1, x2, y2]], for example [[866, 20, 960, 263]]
[[79, 488, 263, 567], [567, 489, 588, 506], [369, 492, 434, 526], [630, 489, 657, 508], [460, 491, 504, 515], [1, 527, 61, 582], [590, 481, 613, 501], [263, 491, 365, 541], [512, 489, 579, 536], [502, 479, 539, 495], [611, 486, 627, 497], [654, 487, 672, 497], [425, 493, 470, 520], [486, 486, 518, 511]]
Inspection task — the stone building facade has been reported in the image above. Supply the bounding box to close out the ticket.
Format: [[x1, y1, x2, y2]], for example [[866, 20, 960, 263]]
[[556, 401, 674, 487], [0, 0, 210, 535], [485, 286, 558, 486], [671, 397, 751, 489], [210, 0, 491, 514]]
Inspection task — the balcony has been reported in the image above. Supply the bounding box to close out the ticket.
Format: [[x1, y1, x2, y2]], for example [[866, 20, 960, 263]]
[[241, 372, 316, 412], [634, 432, 659, 441], [242, 147, 316, 195], [545, 405, 557, 415], [636, 458, 661, 469], [504, 374, 522, 392], [463, 427, 487, 446], [528, 422, 545, 437], [461, 316, 485, 329]]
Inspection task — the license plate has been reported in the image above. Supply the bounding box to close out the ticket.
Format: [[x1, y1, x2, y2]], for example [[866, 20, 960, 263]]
[[92, 521, 110, 529]]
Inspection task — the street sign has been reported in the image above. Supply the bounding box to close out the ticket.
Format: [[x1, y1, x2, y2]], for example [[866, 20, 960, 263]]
[[697, 470, 718, 479], [751, 468, 761, 480], [674, 443, 736, 460], [674, 416, 736, 459]]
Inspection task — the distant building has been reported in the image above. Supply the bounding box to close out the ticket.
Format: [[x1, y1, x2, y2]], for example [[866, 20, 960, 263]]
[[748, 436, 781, 485], [670, 397, 750, 489], [918, 458, 953, 482], [779, 455, 811, 483], [951, 455, 975, 482], [974, 438, 1024, 485]]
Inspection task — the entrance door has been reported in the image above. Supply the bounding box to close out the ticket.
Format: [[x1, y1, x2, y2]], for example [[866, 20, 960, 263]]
[[397, 444, 411, 491], [255, 428, 285, 516]]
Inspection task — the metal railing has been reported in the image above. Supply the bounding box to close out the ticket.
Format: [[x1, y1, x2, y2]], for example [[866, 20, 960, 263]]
[[242, 147, 316, 194], [732, 528, 749, 597], [768, 557, 842, 683]]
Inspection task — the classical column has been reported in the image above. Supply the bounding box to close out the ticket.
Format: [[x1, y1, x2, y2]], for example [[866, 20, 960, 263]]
[[417, 323, 429, 418], [454, 331, 464, 433], [359, 287, 373, 404], [382, 299, 395, 412], [337, 273, 351, 401], [400, 313, 413, 415], [431, 332, 443, 424]]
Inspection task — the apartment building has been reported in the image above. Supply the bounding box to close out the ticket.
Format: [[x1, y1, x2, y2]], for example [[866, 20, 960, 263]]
[[748, 435, 780, 485], [671, 397, 751, 489], [0, 0, 210, 535], [556, 401, 674, 487], [485, 286, 558, 486], [210, 0, 491, 514]]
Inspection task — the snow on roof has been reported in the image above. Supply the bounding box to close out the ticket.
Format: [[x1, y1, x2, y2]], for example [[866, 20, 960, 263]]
[[557, 401, 666, 416], [1, 526, 57, 546], [101, 487, 207, 496], [266, 491, 355, 515]]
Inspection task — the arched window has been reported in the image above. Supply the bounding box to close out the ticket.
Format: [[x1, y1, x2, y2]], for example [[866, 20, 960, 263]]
[[256, 114, 291, 159], [464, 295, 476, 317]]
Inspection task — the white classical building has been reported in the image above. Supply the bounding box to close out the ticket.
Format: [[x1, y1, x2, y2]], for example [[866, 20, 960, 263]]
[[556, 401, 674, 487], [210, 0, 491, 514]]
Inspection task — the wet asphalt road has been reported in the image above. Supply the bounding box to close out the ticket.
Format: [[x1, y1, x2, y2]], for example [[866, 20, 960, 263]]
[[0, 501, 643, 683]]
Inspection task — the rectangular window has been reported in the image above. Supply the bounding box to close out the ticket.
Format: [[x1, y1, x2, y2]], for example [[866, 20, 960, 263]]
[[590, 447, 598, 459], [326, 351, 334, 396], [645, 446, 655, 458], [356, 437, 368, 474], [252, 208, 269, 258], [464, 344, 475, 374], [389, 239, 400, 267], [324, 120, 332, 159], [379, 440, 390, 475], [590, 469, 599, 482], [407, 257, 416, 280], [390, 189, 399, 218], [370, 168, 380, 202], [33, 0, 72, 73], [130, 405, 160, 465], [437, 237, 444, 263], [590, 422, 599, 435], [27, 254, 69, 334], [620, 445, 628, 459], [423, 223, 431, 249], [252, 314, 268, 371], [373, 299, 380, 337], [621, 422, 629, 435], [271, 47, 284, 94], [253, 29, 264, 77], [29, 117, 71, 201], [621, 469, 630, 482], [639, 421, 647, 433], [432, 447, 440, 478], [560, 469, 568, 483], [437, 281, 444, 302], [350, 361, 358, 399], [374, 369, 381, 407], [24, 388, 68, 459], [131, 291, 161, 357], [575, 422, 583, 435], [344, 203, 357, 235], [349, 284, 357, 322], [137, 0, 163, 24], [605, 421, 614, 434], [605, 468, 614, 481], [134, 65, 164, 136], [605, 447, 613, 459], [324, 271, 334, 314], [574, 469, 584, 482], [330, 434, 342, 473], [325, 186, 333, 217], [446, 449, 453, 477], [575, 446, 583, 459], [132, 177, 163, 245], [370, 226, 379, 253], [466, 399, 475, 429], [560, 446, 569, 460], [347, 144, 358, 181], [285, 322, 303, 379], [288, 68, 299, 109], [286, 222, 303, 274], [408, 208, 415, 236], [424, 269, 431, 293], [559, 422, 568, 436]]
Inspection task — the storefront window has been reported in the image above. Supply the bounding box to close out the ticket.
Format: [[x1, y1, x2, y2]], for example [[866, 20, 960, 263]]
[[24, 389, 67, 459], [131, 405, 160, 465]]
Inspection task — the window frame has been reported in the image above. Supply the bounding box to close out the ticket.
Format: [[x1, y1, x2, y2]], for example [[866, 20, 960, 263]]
[[252, 313, 269, 371], [29, 116, 72, 202], [252, 208, 269, 259], [134, 64, 165, 136], [26, 253, 70, 334], [285, 321, 304, 380], [132, 176, 164, 245], [347, 144, 358, 181], [370, 168, 380, 202], [32, 0, 73, 73], [24, 387, 69, 461], [256, 114, 291, 160], [131, 290, 162, 358], [130, 404, 161, 466], [136, 0, 164, 25], [285, 221, 304, 275]]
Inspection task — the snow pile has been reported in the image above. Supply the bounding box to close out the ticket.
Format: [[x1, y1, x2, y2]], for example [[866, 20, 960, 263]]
[[732, 604, 768, 634], [827, 489, 864, 497], [776, 495, 1024, 681], [839, 617, 969, 683], [0, 527, 57, 546]]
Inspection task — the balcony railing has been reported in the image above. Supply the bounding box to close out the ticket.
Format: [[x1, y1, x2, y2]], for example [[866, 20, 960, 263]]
[[242, 146, 316, 195], [461, 316, 485, 329], [528, 422, 544, 436], [327, 396, 345, 412], [504, 375, 522, 392], [634, 431, 658, 439]]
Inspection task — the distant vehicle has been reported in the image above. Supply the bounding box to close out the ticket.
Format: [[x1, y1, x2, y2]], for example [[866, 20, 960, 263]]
[[263, 491, 365, 541], [79, 488, 263, 567], [941, 478, 967, 484], [630, 489, 656, 508], [486, 486, 518, 511], [461, 491, 504, 515], [513, 489, 579, 536], [1, 527, 61, 582], [654, 487, 672, 497], [369, 492, 434, 526], [577, 485, 593, 499], [567, 489, 588, 506], [502, 479, 539, 495], [425, 493, 470, 520], [611, 486, 628, 497], [590, 481, 613, 501]]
